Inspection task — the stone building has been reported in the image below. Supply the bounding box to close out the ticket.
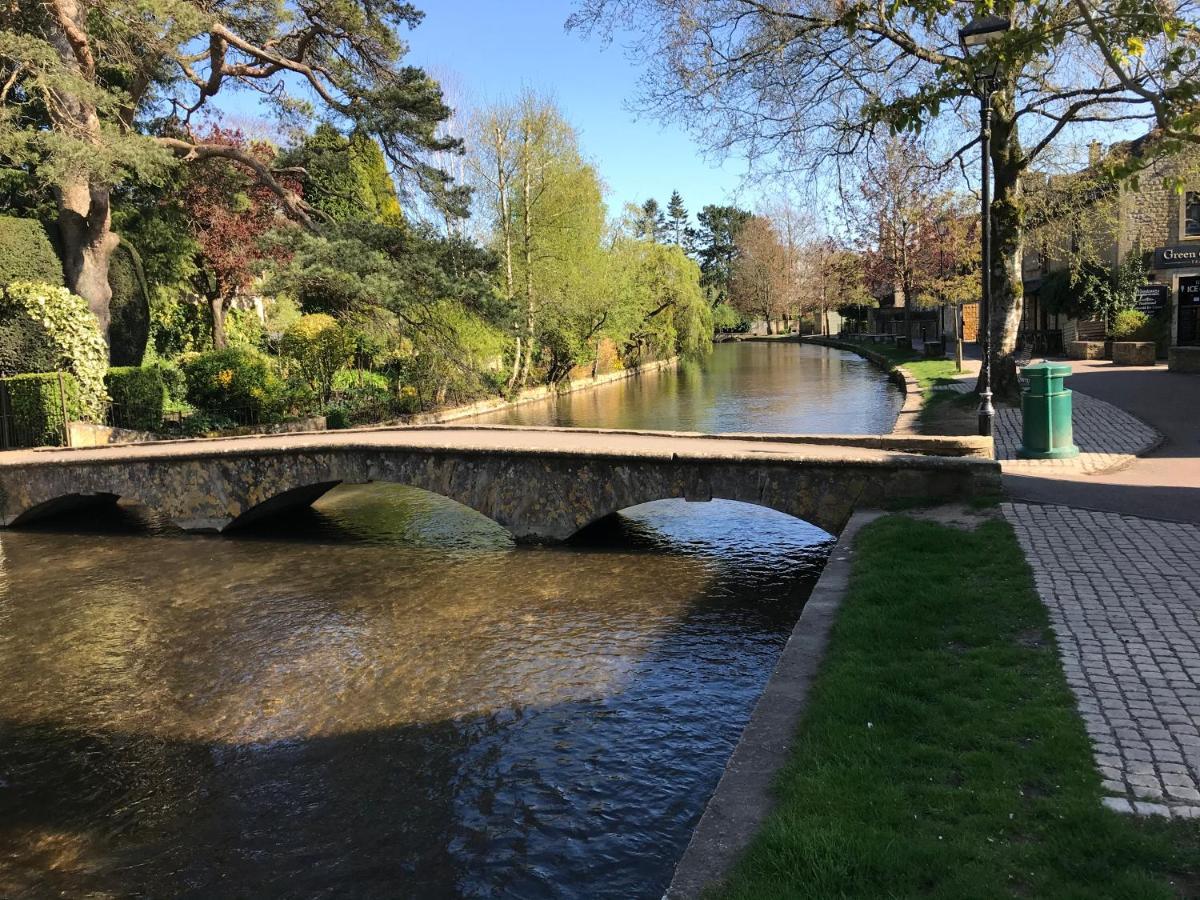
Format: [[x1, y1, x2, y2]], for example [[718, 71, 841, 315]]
[[1022, 136, 1200, 362]]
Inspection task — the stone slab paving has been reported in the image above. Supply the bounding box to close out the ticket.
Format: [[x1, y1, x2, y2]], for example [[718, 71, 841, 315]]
[[995, 390, 1161, 475], [1003, 502, 1200, 818]]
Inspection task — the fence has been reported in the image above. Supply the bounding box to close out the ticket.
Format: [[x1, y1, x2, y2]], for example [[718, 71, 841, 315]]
[[0, 372, 74, 450]]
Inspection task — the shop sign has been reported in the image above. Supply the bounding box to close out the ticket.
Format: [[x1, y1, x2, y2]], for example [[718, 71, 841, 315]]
[[1154, 245, 1200, 268], [1135, 283, 1170, 314], [1179, 275, 1200, 307]]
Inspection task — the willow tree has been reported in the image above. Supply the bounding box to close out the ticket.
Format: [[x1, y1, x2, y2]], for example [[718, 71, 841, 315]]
[[1, 1, 459, 339], [571, 0, 1200, 394], [469, 94, 605, 389]]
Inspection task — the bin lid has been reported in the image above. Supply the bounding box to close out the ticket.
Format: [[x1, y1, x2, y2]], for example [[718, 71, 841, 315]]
[[1021, 361, 1072, 379]]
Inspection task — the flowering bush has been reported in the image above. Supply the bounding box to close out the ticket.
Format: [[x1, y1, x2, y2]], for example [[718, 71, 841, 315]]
[[181, 347, 283, 422]]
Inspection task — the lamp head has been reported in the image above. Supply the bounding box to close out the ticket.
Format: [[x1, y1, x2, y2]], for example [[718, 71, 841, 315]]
[[958, 14, 1011, 53], [959, 14, 1010, 83]]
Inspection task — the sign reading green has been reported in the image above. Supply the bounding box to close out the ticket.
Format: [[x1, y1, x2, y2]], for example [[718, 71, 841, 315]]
[[1154, 246, 1200, 269]]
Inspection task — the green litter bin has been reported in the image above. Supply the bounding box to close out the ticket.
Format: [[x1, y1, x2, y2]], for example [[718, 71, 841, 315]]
[[1018, 362, 1079, 459]]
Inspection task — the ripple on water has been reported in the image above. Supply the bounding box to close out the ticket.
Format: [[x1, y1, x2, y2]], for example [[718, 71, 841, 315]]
[[0, 342, 888, 898]]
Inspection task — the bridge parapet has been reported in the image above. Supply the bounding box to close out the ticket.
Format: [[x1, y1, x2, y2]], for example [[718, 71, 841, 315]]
[[0, 426, 999, 540]]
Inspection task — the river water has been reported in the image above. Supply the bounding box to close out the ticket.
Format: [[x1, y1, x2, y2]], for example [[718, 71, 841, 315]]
[[0, 342, 900, 899]]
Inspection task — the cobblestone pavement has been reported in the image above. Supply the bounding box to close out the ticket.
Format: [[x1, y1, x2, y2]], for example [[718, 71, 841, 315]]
[[1004, 502, 1200, 818], [995, 391, 1161, 475]]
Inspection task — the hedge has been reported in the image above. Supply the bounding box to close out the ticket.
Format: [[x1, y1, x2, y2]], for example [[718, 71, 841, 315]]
[[0, 219, 66, 375], [108, 241, 150, 367], [0, 305, 57, 376], [0, 372, 81, 448], [105, 366, 165, 431], [0, 217, 64, 288]]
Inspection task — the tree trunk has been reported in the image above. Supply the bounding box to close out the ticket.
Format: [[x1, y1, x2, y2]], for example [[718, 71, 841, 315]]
[[518, 149, 536, 388], [45, 0, 118, 343], [980, 93, 1026, 400], [210, 295, 229, 350], [506, 336, 522, 392], [56, 177, 119, 343]]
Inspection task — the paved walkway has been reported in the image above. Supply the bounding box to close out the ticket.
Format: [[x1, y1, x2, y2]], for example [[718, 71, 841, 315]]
[[995, 390, 1161, 475], [1005, 503, 1200, 818], [996, 358, 1200, 818]]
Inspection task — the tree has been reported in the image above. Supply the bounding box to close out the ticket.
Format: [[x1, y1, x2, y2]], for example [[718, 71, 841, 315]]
[[571, 0, 1200, 396], [692, 204, 751, 306], [636, 198, 668, 242], [181, 126, 295, 349], [848, 139, 977, 338], [1, 0, 460, 340], [469, 93, 606, 389], [284, 126, 404, 227], [729, 215, 793, 331], [667, 191, 689, 245]]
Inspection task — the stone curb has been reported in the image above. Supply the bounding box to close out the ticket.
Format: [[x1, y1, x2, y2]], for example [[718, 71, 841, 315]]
[[665, 509, 883, 899]]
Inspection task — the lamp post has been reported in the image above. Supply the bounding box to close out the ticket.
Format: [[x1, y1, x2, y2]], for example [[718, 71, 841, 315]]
[[959, 14, 1010, 437]]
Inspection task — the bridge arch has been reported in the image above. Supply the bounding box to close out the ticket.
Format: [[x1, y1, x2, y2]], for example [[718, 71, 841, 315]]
[[7, 491, 125, 527]]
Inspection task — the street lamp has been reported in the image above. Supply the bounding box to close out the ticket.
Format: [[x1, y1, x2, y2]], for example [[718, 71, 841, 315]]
[[959, 13, 1010, 438]]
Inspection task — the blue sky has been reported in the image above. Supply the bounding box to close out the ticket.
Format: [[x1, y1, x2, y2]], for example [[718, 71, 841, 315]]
[[403, 0, 751, 217], [216, 0, 754, 222]]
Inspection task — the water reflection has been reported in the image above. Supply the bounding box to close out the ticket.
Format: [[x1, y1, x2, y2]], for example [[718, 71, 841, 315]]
[[466, 341, 901, 434], [0, 343, 892, 898]]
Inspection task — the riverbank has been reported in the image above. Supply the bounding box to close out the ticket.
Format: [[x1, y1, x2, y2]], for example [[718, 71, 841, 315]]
[[705, 511, 1200, 898], [411, 356, 679, 425], [800, 336, 980, 436]]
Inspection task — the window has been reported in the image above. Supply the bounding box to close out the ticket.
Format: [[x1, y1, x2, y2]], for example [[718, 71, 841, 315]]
[[1184, 190, 1200, 239]]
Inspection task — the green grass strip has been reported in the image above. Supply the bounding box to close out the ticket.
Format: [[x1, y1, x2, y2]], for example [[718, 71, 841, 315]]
[[832, 339, 979, 434], [714, 515, 1199, 899]]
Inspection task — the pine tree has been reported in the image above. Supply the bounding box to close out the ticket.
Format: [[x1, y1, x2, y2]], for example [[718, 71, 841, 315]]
[[667, 191, 688, 245], [637, 199, 668, 242]]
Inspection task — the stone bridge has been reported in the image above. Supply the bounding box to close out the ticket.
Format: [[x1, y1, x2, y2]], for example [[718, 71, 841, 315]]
[[0, 425, 998, 541]]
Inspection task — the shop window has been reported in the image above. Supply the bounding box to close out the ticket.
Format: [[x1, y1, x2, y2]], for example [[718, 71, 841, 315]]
[[1183, 190, 1200, 239]]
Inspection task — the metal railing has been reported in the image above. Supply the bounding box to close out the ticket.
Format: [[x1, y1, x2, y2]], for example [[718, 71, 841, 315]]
[[0, 373, 74, 450]]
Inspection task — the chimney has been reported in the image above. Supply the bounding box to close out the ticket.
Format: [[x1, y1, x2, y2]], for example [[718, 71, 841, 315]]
[[1089, 140, 1103, 168]]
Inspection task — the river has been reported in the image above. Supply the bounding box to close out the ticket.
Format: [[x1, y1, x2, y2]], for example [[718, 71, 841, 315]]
[[0, 342, 900, 899]]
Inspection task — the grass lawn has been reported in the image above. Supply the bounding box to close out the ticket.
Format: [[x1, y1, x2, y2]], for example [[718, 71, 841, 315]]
[[714, 514, 1200, 899]]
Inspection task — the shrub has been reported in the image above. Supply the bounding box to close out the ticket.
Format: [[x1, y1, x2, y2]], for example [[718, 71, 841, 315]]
[[0, 282, 108, 417], [333, 367, 390, 393], [0, 372, 82, 447], [1111, 309, 1150, 340], [0, 217, 63, 287], [280, 313, 354, 404], [150, 290, 211, 358], [105, 366, 165, 431], [148, 359, 188, 404], [181, 347, 283, 422], [107, 241, 150, 367], [326, 369, 396, 426]]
